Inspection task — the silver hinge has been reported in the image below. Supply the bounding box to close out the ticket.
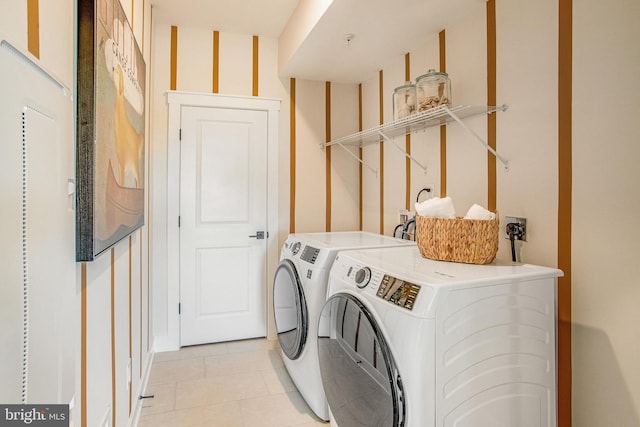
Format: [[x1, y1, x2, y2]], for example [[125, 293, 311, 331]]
[[179, 129, 182, 141], [178, 303, 181, 314], [178, 216, 181, 227]]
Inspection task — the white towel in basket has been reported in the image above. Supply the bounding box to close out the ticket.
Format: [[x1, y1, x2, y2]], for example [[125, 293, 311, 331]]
[[415, 196, 456, 218], [464, 203, 496, 220]]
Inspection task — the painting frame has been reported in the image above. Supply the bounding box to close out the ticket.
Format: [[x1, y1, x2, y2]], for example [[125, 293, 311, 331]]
[[76, 0, 146, 261]]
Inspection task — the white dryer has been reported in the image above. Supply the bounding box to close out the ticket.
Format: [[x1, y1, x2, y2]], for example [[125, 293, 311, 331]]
[[318, 246, 562, 427], [273, 232, 415, 421]]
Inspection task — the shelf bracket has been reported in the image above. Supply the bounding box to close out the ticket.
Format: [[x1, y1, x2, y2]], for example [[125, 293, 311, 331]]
[[324, 141, 378, 176], [442, 105, 510, 171], [376, 131, 428, 174]]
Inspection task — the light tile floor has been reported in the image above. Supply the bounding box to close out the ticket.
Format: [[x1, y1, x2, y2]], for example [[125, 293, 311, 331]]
[[138, 338, 327, 427]]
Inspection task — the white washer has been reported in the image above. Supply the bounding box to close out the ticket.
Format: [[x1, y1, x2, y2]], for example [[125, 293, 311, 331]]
[[273, 232, 415, 421], [318, 246, 562, 427]]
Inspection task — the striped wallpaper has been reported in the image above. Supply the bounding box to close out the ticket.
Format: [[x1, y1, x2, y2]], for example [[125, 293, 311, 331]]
[[287, 2, 572, 423], [486, 0, 497, 213], [557, 0, 573, 424], [379, 70, 385, 234], [213, 31, 220, 93], [325, 81, 332, 231], [405, 53, 412, 210], [69, 1, 151, 425], [439, 30, 447, 198], [27, 0, 39, 58], [23, 0, 573, 424]]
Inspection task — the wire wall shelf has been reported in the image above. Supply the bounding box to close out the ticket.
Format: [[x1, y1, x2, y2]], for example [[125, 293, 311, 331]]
[[321, 104, 509, 174]]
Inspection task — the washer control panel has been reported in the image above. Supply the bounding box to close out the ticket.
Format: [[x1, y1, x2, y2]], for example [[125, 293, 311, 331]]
[[376, 275, 420, 311]]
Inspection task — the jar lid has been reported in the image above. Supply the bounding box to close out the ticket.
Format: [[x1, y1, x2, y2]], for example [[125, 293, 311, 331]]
[[394, 81, 415, 92], [416, 69, 448, 82]]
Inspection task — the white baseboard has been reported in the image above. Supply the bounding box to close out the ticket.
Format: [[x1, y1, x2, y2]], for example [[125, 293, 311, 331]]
[[128, 351, 155, 427]]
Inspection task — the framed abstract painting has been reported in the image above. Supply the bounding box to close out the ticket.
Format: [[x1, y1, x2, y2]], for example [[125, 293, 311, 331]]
[[76, 0, 145, 261]]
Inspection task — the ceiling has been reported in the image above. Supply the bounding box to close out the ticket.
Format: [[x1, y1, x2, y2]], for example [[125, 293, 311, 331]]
[[151, 0, 485, 84], [151, 0, 300, 37]]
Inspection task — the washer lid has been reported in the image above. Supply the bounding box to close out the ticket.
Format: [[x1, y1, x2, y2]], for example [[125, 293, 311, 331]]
[[337, 246, 563, 287], [273, 259, 308, 360], [290, 231, 415, 250], [318, 293, 405, 427]]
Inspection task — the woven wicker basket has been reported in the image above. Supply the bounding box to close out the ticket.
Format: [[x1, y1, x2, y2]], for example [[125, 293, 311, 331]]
[[416, 214, 499, 264]]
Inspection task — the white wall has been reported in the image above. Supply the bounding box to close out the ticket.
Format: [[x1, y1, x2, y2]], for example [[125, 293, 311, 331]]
[[0, 33, 76, 412], [149, 22, 290, 344], [0, 1, 153, 426], [360, 74, 382, 233], [2, 0, 628, 424], [382, 57, 411, 233], [134, 0, 640, 423], [410, 36, 442, 206], [329, 82, 360, 231], [496, 0, 559, 267], [572, 0, 640, 424], [288, 0, 640, 424], [445, 9, 489, 216], [294, 80, 327, 231]]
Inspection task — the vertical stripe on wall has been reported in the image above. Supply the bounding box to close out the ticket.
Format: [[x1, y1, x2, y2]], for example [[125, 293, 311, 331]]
[[212, 31, 219, 93], [557, 0, 573, 424], [325, 82, 332, 231], [170, 26, 177, 91], [358, 84, 363, 230], [290, 78, 296, 233], [111, 249, 116, 427], [486, 0, 497, 213], [128, 237, 133, 415], [142, 0, 145, 56], [27, 0, 40, 58], [252, 36, 259, 96], [147, 6, 154, 355], [81, 263, 87, 427], [405, 53, 412, 210], [139, 230, 143, 377], [379, 70, 384, 234], [439, 31, 447, 197]]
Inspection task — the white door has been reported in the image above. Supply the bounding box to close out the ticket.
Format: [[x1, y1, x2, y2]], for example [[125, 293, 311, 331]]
[[179, 105, 268, 346]]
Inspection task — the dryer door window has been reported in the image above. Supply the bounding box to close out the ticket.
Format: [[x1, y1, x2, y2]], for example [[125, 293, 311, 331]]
[[318, 293, 405, 427], [273, 259, 308, 360]]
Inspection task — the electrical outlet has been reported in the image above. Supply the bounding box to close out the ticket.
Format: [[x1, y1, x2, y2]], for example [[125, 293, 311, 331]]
[[505, 216, 527, 241], [398, 208, 410, 224]]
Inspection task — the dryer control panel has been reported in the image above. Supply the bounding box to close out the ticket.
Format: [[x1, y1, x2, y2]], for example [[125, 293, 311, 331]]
[[376, 275, 420, 310], [300, 245, 320, 263]]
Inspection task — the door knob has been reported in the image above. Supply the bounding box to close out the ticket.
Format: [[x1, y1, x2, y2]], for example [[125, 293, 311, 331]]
[[249, 231, 265, 239]]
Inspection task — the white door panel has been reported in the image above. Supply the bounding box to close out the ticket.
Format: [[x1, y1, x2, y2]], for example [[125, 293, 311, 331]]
[[180, 106, 267, 346], [198, 121, 250, 222]]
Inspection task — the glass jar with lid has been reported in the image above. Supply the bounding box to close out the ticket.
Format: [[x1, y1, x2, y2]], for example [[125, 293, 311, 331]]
[[393, 82, 417, 120], [415, 69, 451, 112]]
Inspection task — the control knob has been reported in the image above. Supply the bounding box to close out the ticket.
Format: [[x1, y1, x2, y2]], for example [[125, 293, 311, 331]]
[[291, 242, 301, 255], [355, 267, 372, 289]]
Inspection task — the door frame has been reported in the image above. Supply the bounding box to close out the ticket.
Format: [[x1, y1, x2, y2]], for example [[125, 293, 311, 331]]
[[159, 91, 280, 351]]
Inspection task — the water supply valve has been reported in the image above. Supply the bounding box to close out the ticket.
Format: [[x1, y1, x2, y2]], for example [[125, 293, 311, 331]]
[[505, 216, 527, 262], [506, 222, 526, 241], [504, 216, 527, 241]]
